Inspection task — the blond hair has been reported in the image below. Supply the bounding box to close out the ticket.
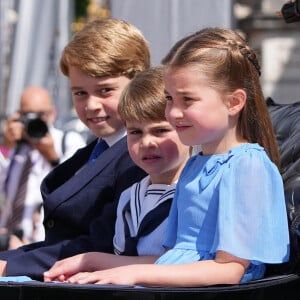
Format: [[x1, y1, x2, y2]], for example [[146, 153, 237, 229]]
[[118, 67, 166, 123], [162, 27, 280, 166], [60, 18, 150, 78]]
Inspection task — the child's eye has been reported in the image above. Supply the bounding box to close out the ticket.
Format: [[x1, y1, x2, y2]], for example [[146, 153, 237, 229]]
[[73, 90, 87, 97], [165, 95, 173, 101], [99, 87, 113, 95], [128, 130, 141, 135], [156, 128, 170, 134]]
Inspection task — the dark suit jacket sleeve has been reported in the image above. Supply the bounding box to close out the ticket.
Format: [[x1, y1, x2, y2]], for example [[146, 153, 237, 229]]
[[0, 241, 70, 280], [0, 139, 147, 281]]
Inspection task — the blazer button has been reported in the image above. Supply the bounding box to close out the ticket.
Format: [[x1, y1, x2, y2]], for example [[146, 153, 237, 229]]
[[47, 219, 55, 228]]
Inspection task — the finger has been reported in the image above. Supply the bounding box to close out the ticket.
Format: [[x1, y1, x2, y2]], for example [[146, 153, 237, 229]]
[[43, 272, 54, 282], [95, 279, 112, 285], [58, 274, 67, 282], [67, 273, 86, 284], [68, 273, 96, 284], [44, 269, 58, 281], [44, 273, 66, 282], [77, 275, 99, 285]]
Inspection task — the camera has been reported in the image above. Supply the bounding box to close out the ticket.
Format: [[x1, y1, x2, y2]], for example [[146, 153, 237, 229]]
[[18, 112, 48, 141], [281, 0, 300, 23]]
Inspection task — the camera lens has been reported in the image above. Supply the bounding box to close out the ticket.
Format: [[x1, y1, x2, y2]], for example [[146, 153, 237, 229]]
[[26, 118, 48, 140]]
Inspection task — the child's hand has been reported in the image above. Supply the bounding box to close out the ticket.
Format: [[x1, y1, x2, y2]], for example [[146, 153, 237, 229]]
[[44, 253, 87, 282], [67, 265, 139, 285]]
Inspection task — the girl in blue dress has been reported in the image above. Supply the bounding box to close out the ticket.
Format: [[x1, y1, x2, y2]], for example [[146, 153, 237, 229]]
[[58, 27, 289, 287]]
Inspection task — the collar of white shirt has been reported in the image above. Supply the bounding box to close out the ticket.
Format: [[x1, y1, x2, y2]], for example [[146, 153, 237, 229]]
[[99, 127, 126, 148]]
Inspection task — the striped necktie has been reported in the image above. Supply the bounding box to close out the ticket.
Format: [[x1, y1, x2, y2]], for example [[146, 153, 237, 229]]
[[0, 143, 32, 230], [88, 139, 109, 164]]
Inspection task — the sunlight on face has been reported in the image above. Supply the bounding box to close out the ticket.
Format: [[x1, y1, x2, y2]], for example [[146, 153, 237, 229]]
[[164, 66, 230, 152], [126, 119, 190, 184], [69, 66, 130, 138]]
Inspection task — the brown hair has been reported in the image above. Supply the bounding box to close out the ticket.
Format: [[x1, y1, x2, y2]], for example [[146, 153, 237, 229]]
[[118, 67, 166, 122], [60, 18, 150, 79], [162, 27, 280, 166]]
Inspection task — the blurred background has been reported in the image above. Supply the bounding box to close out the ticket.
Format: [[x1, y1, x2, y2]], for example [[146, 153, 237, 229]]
[[0, 0, 299, 140]]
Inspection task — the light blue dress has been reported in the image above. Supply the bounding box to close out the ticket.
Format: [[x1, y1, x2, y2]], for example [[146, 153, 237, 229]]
[[155, 143, 290, 283]]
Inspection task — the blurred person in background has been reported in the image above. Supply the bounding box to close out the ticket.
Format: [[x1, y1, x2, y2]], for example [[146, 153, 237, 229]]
[[0, 86, 86, 250]]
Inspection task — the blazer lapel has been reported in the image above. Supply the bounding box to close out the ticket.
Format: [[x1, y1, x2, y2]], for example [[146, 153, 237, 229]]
[[42, 137, 127, 218]]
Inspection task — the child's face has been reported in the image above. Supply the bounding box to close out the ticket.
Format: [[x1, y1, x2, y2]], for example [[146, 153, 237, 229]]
[[164, 66, 232, 154], [68, 66, 130, 138], [126, 119, 190, 185]]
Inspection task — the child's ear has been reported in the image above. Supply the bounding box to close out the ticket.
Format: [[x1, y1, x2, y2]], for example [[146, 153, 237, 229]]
[[227, 89, 246, 116]]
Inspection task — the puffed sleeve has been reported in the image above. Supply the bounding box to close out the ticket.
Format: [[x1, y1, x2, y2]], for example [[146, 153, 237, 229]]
[[162, 188, 179, 249], [212, 150, 290, 264]]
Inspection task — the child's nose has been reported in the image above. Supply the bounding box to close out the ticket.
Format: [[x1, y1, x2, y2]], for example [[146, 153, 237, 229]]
[[86, 96, 103, 111], [140, 135, 156, 148], [166, 105, 184, 120]]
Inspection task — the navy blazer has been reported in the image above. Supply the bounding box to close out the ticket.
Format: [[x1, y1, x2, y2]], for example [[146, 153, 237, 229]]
[[0, 137, 147, 280]]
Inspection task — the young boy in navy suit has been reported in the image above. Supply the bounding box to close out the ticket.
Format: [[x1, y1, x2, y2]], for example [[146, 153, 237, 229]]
[[0, 18, 149, 281], [44, 67, 190, 283]]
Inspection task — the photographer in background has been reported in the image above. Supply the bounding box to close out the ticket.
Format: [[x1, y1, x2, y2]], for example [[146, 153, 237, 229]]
[[0, 86, 86, 251]]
